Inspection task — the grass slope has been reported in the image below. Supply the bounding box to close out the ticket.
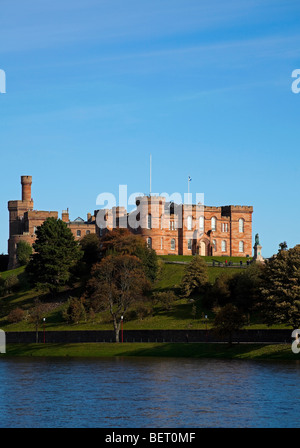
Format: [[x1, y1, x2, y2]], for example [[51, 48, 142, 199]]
[[0, 256, 289, 332]]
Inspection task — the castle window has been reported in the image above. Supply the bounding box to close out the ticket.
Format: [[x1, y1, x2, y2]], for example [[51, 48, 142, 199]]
[[221, 240, 226, 252], [147, 237, 152, 248], [188, 239, 192, 250], [199, 216, 204, 231], [211, 217, 217, 231], [86, 230, 90, 235], [239, 218, 244, 233], [171, 238, 176, 250], [221, 223, 228, 232], [187, 216, 192, 231], [77, 230, 81, 237], [213, 239, 217, 251], [170, 221, 175, 230], [239, 241, 244, 252], [147, 214, 152, 229]]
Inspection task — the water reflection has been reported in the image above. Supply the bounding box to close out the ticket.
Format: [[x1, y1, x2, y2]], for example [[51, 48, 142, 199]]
[[0, 357, 299, 427]]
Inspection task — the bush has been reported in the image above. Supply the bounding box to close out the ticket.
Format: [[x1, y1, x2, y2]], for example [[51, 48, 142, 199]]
[[63, 297, 86, 324], [4, 274, 20, 293], [7, 308, 25, 323], [127, 303, 153, 321], [153, 291, 177, 310]]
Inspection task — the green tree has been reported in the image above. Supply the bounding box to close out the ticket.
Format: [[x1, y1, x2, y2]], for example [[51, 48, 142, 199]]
[[26, 218, 83, 294], [63, 297, 86, 324], [213, 303, 246, 344], [180, 255, 209, 299], [228, 262, 264, 313], [259, 245, 300, 328], [79, 233, 101, 265], [16, 241, 33, 266], [85, 254, 150, 342]]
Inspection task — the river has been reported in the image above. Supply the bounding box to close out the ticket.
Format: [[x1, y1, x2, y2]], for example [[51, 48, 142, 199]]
[[0, 357, 299, 428]]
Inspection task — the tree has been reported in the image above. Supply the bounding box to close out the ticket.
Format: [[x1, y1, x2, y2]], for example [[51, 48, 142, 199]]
[[85, 254, 150, 342], [100, 229, 158, 282], [63, 297, 86, 324], [180, 255, 209, 299], [29, 298, 47, 343], [153, 290, 177, 311], [26, 218, 83, 294], [7, 307, 25, 324], [227, 262, 264, 314], [79, 233, 101, 265], [16, 241, 33, 266], [213, 303, 246, 344], [259, 245, 300, 328]]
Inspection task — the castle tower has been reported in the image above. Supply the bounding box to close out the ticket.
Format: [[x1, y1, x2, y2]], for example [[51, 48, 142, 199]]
[[21, 175, 32, 202], [7, 176, 34, 269]]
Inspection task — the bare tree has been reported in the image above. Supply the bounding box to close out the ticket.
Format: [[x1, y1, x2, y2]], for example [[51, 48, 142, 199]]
[[85, 254, 150, 342]]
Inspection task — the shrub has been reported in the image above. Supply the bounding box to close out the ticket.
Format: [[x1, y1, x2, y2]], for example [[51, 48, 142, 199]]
[[63, 297, 86, 324], [4, 274, 20, 293], [153, 290, 177, 310], [7, 307, 25, 323]]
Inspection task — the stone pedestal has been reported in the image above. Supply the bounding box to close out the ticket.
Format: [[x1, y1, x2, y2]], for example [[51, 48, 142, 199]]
[[253, 244, 264, 262]]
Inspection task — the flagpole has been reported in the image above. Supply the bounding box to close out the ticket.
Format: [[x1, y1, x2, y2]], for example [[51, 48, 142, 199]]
[[150, 154, 152, 196]]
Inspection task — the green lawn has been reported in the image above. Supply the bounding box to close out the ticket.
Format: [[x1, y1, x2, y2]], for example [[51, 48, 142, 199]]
[[5, 342, 296, 361], [159, 255, 252, 263]]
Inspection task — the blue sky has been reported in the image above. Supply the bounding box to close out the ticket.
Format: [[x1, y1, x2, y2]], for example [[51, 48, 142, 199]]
[[1, 0, 300, 257]]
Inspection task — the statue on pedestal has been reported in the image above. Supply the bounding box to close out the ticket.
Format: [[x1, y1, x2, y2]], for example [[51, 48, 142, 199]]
[[253, 233, 264, 262]]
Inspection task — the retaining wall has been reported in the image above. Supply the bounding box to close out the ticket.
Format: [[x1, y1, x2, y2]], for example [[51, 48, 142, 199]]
[[5, 329, 293, 344]]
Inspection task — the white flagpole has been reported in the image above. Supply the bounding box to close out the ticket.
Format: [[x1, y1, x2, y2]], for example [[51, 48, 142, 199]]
[[150, 154, 152, 196]]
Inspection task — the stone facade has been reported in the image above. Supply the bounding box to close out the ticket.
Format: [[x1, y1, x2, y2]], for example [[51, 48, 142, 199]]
[[8, 176, 253, 269], [95, 195, 253, 258]]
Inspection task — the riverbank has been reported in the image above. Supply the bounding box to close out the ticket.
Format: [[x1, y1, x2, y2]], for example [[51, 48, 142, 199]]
[[3, 342, 297, 361]]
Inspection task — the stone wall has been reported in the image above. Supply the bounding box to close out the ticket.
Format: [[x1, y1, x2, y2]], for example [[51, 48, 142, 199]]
[[6, 329, 292, 344]]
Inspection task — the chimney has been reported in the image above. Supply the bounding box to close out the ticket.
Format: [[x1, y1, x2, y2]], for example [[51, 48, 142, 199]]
[[62, 209, 69, 223]]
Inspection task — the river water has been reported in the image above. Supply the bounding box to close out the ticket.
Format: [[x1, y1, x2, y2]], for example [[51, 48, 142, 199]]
[[0, 356, 299, 428]]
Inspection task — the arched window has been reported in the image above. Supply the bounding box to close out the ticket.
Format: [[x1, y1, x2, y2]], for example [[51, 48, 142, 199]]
[[199, 216, 204, 231], [147, 237, 152, 248], [212, 239, 217, 252], [187, 216, 192, 230], [211, 217, 217, 231], [239, 241, 244, 253], [147, 214, 152, 229], [239, 218, 244, 233], [221, 240, 226, 252], [171, 238, 176, 251]]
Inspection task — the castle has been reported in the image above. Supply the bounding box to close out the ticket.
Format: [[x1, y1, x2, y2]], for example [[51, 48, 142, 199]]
[[7, 176, 253, 269]]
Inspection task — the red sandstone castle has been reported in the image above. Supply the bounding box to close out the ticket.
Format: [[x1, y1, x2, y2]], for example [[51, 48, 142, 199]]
[[8, 176, 253, 269]]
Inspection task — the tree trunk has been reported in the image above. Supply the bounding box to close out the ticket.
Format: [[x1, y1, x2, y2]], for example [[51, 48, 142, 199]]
[[114, 319, 121, 343]]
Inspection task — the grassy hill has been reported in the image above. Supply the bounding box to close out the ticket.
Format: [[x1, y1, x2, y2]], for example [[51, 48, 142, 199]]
[[0, 256, 288, 332]]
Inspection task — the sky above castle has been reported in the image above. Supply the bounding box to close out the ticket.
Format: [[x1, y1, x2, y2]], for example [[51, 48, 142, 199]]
[[1, 0, 300, 257]]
